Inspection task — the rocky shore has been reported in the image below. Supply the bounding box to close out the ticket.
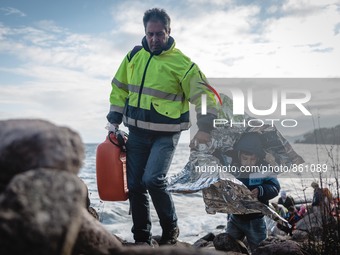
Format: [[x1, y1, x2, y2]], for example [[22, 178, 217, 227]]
[[0, 119, 317, 254]]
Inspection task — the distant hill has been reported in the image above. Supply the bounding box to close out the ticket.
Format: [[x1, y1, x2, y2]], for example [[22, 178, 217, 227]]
[[285, 134, 305, 144], [295, 125, 340, 144]]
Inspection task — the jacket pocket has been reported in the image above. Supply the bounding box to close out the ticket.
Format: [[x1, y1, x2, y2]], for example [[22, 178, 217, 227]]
[[151, 98, 181, 119]]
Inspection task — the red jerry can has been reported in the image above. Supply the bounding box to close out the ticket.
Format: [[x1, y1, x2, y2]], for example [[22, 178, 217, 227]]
[[96, 132, 128, 201]]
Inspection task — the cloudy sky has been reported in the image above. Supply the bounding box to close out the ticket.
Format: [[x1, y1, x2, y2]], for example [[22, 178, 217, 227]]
[[1, 0, 339, 143]]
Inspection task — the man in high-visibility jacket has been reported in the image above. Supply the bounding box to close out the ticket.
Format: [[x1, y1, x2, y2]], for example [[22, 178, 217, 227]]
[[107, 8, 218, 246]]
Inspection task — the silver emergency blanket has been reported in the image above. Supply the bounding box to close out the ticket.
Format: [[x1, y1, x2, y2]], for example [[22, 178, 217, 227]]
[[202, 180, 281, 218], [167, 93, 304, 224]]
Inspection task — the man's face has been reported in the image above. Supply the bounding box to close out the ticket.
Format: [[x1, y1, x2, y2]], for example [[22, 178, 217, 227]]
[[145, 20, 170, 53], [240, 153, 258, 167]]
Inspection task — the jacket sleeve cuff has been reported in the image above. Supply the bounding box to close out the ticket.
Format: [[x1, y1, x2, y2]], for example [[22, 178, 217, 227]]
[[106, 111, 123, 125], [258, 186, 264, 197]]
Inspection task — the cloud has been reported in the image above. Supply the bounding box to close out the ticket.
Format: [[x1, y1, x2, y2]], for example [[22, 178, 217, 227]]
[[98, 0, 340, 78], [0, 21, 122, 142], [35, 20, 67, 34], [0, 64, 111, 142], [0, 7, 26, 17], [108, 0, 338, 78], [0, 21, 123, 78], [334, 22, 340, 35]]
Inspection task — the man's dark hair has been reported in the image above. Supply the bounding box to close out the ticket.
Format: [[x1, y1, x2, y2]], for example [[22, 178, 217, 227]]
[[143, 8, 171, 32]]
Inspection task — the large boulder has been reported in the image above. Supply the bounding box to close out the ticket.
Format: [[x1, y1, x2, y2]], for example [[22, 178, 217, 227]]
[[0, 119, 84, 192], [0, 169, 86, 255], [0, 119, 121, 255], [252, 237, 306, 255]]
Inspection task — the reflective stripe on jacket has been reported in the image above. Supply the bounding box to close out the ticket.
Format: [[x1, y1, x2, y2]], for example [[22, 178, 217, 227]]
[[107, 36, 217, 133]]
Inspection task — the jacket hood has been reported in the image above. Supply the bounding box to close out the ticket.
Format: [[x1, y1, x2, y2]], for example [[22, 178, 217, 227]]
[[233, 132, 265, 159], [142, 36, 175, 55]]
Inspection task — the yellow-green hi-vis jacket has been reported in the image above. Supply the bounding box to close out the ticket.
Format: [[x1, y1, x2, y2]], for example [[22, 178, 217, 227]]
[[107, 36, 218, 133]]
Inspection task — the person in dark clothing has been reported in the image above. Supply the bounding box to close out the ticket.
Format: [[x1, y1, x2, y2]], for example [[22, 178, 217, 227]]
[[311, 182, 323, 206], [278, 190, 295, 210], [225, 132, 281, 252]]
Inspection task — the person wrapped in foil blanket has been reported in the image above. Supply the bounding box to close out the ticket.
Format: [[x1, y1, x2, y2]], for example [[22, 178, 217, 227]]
[[167, 93, 304, 224]]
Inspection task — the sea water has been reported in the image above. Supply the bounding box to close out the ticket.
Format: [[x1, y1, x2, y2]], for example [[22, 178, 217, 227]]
[[79, 143, 339, 243]]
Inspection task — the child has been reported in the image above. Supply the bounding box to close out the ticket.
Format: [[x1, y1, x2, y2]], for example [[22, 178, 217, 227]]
[[277, 206, 300, 235], [225, 132, 281, 252]]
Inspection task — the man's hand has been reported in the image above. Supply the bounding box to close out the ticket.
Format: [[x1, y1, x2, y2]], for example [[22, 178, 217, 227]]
[[106, 123, 119, 132], [189, 130, 211, 149], [105, 123, 126, 138]]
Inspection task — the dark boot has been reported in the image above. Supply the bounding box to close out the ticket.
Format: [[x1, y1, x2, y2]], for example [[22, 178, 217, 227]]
[[159, 226, 179, 245]]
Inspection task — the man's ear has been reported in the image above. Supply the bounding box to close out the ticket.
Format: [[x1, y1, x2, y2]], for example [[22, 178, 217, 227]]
[[168, 27, 171, 35]]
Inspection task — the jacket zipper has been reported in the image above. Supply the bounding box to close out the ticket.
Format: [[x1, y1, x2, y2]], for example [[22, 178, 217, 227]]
[[136, 53, 154, 127]]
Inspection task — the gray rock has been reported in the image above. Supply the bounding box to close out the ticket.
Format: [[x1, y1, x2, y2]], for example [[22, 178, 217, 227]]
[[109, 246, 227, 255], [193, 233, 215, 248], [213, 233, 249, 254], [88, 206, 100, 220], [291, 230, 309, 242], [0, 169, 86, 255], [150, 235, 191, 248], [0, 119, 121, 255], [252, 237, 306, 255], [0, 119, 84, 192], [72, 208, 122, 255]]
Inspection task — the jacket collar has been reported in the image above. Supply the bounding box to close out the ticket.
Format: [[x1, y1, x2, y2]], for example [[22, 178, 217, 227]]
[[142, 36, 175, 56]]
